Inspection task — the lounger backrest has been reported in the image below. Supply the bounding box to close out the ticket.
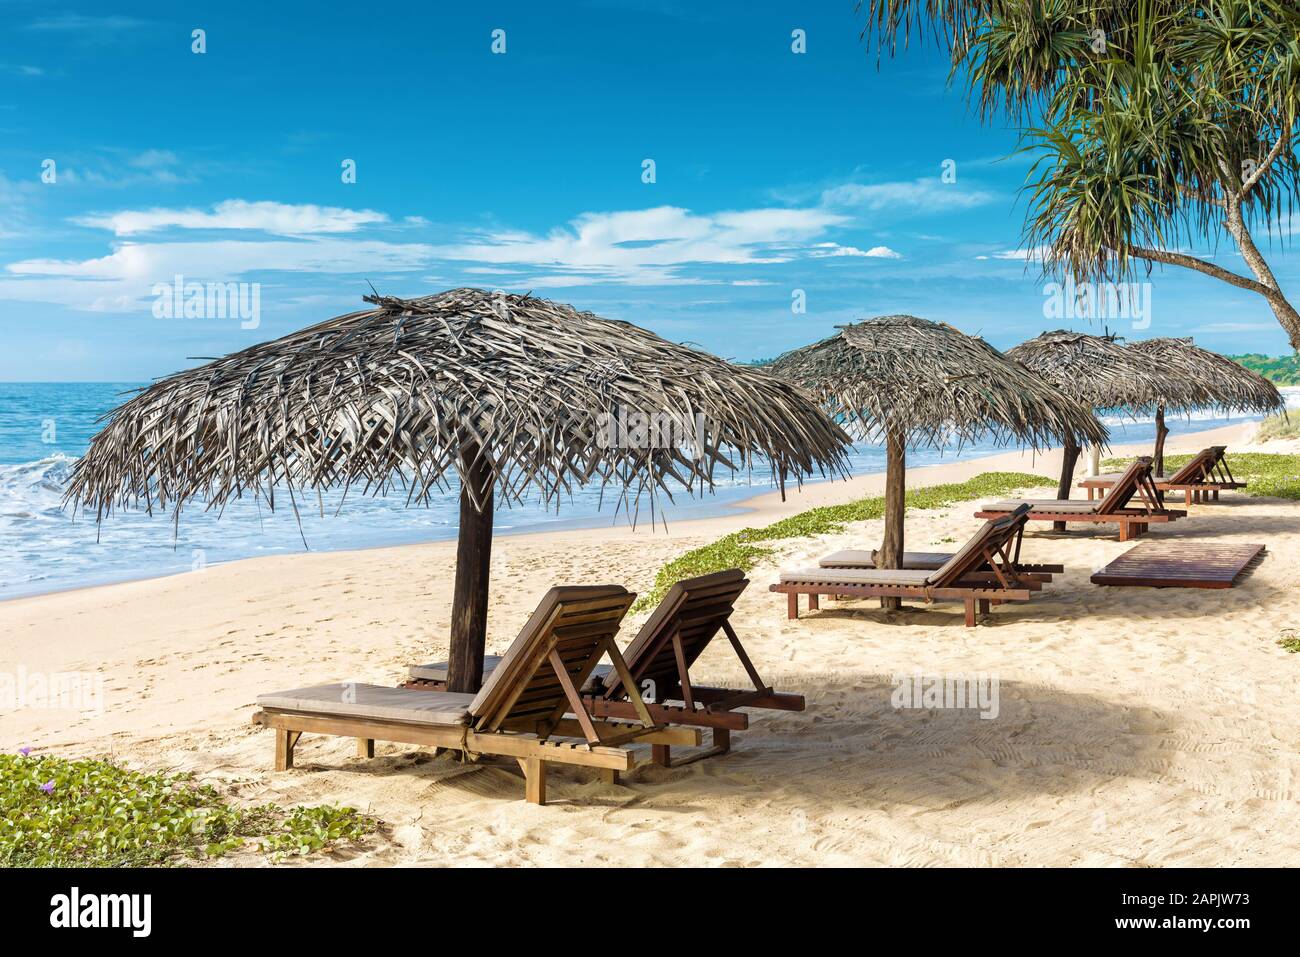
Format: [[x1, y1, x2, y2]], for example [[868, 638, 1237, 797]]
[[1097, 457, 1154, 513], [926, 505, 1029, 587], [468, 584, 635, 732], [599, 569, 748, 701], [1207, 446, 1232, 482], [1166, 448, 1214, 485]]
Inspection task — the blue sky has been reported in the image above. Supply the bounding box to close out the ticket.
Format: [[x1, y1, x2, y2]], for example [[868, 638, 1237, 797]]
[[0, 0, 1296, 381]]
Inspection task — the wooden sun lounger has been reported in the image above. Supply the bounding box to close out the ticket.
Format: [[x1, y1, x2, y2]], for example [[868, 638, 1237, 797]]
[[817, 509, 1063, 578], [1077, 446, 1246, 506], [1204, 446, 1246, 490], [976, 456, 1183, 541], [408, 569, 802, 767], [252, 585, 701, 805], [770, 506, 1044, 627]]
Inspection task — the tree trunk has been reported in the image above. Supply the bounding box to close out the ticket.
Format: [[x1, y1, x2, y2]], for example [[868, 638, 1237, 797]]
[[878, 429, 905, 611], [1054, 435, 1079, 532], [1151, 405, 1168, 478], [1223, 196, 1300, 350], [1127, 181, 1300, 350], [447, 443, 495, 694], [1261, 294, 1300, 350]]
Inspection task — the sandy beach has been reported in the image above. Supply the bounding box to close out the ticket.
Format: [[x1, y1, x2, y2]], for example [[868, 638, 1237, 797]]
[[4, 421, 1299, 867]]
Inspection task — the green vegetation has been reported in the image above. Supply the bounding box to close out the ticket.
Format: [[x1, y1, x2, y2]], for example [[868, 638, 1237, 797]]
[[862, 4, 1300, 346], [1103, 452, 1300, 500], [0, 750, 377, 867], [633, 471, 1055, 611], [1277, 631, 1300, 654], [1230, 354, 1300, 386], [1253, 413, 1300, 443]]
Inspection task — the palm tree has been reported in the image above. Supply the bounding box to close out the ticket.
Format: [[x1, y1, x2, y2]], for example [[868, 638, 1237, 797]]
[[860, 1, 1300, 347]]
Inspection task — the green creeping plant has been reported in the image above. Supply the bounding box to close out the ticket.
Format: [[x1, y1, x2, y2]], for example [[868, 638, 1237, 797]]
[[632, 471, 1056, 612], [0, 751, 378, 867]]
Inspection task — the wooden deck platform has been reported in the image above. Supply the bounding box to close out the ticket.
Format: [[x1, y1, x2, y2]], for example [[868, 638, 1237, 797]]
[[1090, 542, 1266, 589]]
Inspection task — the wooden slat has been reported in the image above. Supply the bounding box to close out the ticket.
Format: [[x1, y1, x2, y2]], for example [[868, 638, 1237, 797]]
[[1090, 543, 1265, 588], [770, 581, 1033, 601], [253, 709, 634, 770]]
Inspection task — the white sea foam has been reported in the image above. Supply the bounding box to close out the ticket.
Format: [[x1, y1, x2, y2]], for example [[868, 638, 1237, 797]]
[[0, 404, 1280, 600]]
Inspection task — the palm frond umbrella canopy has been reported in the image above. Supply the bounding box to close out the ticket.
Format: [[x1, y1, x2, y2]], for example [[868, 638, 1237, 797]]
[[768, 315, 1107, 602], [1006, 330, 1162, 522], [1126, 337, 1284, 475], [66, 289, 852, 692], [1006, 331, 1165, 414]]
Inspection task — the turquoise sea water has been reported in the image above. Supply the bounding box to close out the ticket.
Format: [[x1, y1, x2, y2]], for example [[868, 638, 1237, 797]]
[[0, 382, 1288, 600]]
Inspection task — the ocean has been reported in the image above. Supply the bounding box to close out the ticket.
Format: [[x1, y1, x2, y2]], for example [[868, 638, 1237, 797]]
[[1, 381, 1293, 601]]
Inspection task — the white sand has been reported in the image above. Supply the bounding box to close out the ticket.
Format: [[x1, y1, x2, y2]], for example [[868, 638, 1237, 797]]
[[3, 422, 1298, 866]]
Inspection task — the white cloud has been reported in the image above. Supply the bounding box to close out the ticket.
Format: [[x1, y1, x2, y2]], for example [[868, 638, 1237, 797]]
[[809, 242, 902, 259], [27, 14, 146, 32], [518, 268, 712, 288], [0, 172, 38, 238], [821, 178, 995, 212], [1191, 321, 1279, 333], [979, 245, 1050, 261], [9, 238, 432, 280], [75, 199, 389, 236], [433, 205, 848, 284], [0, 238, 435, 311], [129, 149, 179, 170], [4, 189, 927, 310], [38, 152, 194, 189]]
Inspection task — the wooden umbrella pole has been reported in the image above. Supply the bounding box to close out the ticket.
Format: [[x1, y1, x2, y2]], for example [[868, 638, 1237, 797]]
[[64, 289, 855, 678], [878, 428, 906, 611], [1152, 405, 1168, 477], [1054, 434, 1080, 533], [447, 441, 495, 694]]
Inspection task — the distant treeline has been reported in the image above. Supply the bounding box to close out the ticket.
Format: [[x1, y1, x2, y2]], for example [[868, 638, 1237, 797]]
[[1230, 354, 1300, 385]]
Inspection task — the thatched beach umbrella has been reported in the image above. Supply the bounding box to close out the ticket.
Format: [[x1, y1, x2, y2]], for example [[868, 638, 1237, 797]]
[[1126, 337, 1284, 475], [1007, 330, 1160, 526], [67, 289, 851, 692], [769, 316, 1106, 605]]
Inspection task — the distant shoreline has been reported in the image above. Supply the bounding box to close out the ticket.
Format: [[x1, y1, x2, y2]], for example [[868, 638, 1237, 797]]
[[0, 417, 1258, 607]]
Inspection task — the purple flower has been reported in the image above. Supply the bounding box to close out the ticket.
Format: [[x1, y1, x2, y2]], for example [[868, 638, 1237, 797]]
[[39, 780, 55, 794], [17, 747, 31, 756]]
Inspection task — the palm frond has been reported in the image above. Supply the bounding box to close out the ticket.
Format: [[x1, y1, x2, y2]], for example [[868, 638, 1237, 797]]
[[768, 314, 1108, 450], [66, 289, 853, 523]]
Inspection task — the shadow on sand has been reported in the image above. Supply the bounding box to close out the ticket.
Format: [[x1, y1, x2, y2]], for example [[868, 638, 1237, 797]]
[[282, 676, 1174, 811], [628, 675, 1176, 811]]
